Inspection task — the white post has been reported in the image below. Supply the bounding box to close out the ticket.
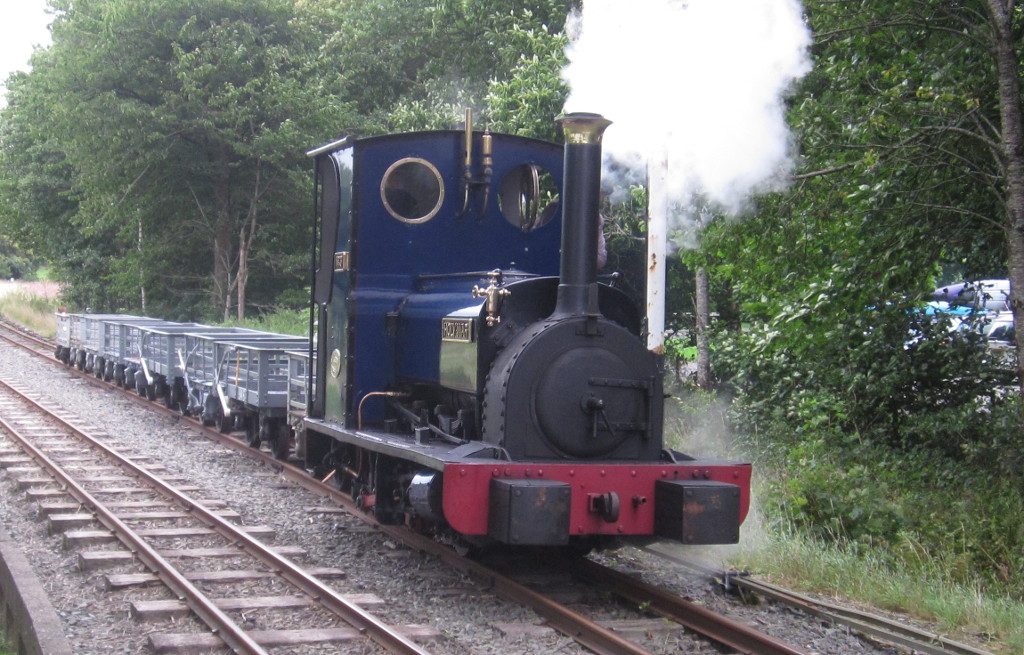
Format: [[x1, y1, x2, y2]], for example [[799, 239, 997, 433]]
[[646, 155, 668, 353]]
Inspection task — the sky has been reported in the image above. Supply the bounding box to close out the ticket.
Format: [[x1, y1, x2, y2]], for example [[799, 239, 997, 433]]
[[0, 0, 53, 104]]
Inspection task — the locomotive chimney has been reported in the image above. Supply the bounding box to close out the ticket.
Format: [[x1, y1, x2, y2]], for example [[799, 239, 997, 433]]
[[553, 112, 611, 318]]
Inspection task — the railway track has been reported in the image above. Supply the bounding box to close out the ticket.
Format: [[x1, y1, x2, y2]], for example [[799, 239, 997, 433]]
[[0, 318, 888, 655], [641, 545, 995, 655], [0, 377, 434, 655]]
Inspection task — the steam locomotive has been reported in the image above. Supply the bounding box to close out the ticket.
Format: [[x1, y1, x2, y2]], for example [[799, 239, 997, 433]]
[[301, 112, 751, 549], [54, 113, 750, 550]]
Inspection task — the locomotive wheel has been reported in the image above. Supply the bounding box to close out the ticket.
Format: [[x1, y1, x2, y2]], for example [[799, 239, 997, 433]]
[[135, 376, 147, 396], [94, 357, 105, 379], [114, 365, 125, 388], [145, 384, 157, 401], [162, 387, 176, 409]]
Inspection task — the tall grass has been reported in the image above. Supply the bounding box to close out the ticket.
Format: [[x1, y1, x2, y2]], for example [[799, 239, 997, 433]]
[[733, 530, 1024, 653], [0, 290, 59, 338], [218, 307, 309, 337]]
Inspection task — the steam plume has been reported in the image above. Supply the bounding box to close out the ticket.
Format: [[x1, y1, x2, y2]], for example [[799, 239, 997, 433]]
[[563, 0, 811, 245]]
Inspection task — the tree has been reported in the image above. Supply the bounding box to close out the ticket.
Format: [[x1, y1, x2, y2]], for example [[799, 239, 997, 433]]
[[0, 0, 356, 318], [796, 0, 1024, 395]]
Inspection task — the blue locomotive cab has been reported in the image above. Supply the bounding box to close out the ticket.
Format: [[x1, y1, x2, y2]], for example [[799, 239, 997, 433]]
[[303, 127, 572, 469]]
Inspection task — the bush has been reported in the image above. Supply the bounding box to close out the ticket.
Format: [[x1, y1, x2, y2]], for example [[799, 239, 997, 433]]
[[715, 290, 1024, 595], [219, 307, 309, 337]]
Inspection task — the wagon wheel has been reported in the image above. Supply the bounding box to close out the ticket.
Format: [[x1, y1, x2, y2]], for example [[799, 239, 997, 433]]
[[245, 414, 261, 448], [163, 386, 177, 410], [270, 421, 291, 460], [94, 357, 105, 379], [175, 381, 191, 416], [145, 383, 158, 401], [217, 408, 234, 433]]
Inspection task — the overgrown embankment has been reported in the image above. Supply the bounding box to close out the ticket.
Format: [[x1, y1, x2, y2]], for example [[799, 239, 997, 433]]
[[0, 283, 60, 338], [667, 366, 1024, 653], [216, 307, 308, 337]]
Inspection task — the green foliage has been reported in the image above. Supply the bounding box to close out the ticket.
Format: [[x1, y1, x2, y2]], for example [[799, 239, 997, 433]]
[[0, 0, 357, 318], [664, 337, 697, 362], [0, 236, 37, 280], [746, 404, 1024, 597], [691, 0, 1024, 604], [219, 306, 309, 337]]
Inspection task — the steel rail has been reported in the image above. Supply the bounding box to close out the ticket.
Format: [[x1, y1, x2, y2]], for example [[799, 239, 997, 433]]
[[0, 382, 270, 655], [0, 326, 51, 355], [642, 545, 995, 655], [568, 557, 807, 655], [0, 378, 431, 655], [0, 321, 808, 655]]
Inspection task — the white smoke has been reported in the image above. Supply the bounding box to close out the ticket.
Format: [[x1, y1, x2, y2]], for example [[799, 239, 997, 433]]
[[563, 0, 812, 245]]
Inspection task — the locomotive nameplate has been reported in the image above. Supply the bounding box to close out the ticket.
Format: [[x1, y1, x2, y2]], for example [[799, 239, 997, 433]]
[[441, 317, 474, 343]]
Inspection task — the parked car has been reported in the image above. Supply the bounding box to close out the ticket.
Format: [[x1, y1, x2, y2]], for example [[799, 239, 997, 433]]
[[932, 279, 1011, 311]]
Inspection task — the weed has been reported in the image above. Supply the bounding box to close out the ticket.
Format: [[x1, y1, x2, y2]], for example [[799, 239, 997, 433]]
[[0, 290, 59, 337], [734, 530, 1024, 653], [218, 307, 309, 337]]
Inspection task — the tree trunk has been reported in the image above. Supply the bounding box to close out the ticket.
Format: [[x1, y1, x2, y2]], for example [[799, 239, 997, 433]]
[[695, 266, 712, 389], [236, 235, 248, 321], [987, 0, 1024, 400], [235, 161, 263, 322], [137, 215, 146, 313], [212, 177, 233, 321]]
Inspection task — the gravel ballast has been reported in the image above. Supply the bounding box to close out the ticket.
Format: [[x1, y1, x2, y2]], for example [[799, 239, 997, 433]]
[[0, 338, 907, 654]]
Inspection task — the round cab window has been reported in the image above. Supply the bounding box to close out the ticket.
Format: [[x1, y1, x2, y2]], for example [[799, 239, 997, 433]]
[[499, 164, 559, 232], [380, 158, 444, 224]]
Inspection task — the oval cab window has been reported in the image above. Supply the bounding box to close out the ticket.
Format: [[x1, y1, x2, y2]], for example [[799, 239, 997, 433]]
[[380, 158, 444, 224], [499, 164, 559, 232]]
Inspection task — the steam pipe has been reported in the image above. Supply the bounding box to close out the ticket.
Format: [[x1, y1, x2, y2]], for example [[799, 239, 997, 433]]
[[553, 112, 612, 317]]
